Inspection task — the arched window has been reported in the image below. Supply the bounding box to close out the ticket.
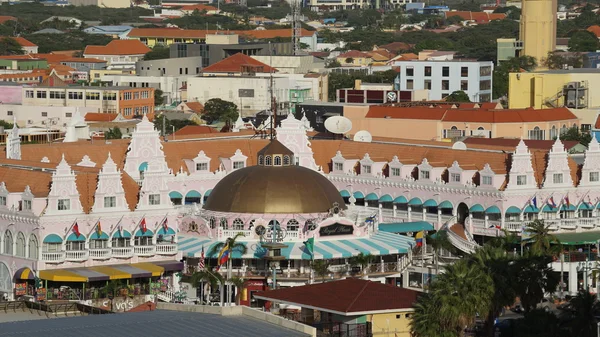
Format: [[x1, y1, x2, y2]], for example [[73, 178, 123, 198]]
[[3, 230, 13, 255], [265, 156, 272, 166], [477, 127, 484, 131], [15, 232, 25, 257], [219, 217, 228, 229], [232, 218, 244, 230], [258, 155, 264, 165], [287, 219, 299, 231], [274, 156, 281, 166], [28, 235, 38, 259], [248, 219, 256, 231], [561, 124, 567, 135], [209, 216, 217, 229], [450, 126, 458, 130], [283, 155, 290, 165]]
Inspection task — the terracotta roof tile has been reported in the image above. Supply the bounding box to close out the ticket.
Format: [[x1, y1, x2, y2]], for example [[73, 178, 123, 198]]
[[184, 102, 204, 113], [172, 125, 218, 136], [62, 57, 108, 64], [180, 4, 218, 11], [0, 36, 37, 47], [338, 50, 372, 59], [588, 25, 600, 38], [84, 40, 151, 56], [0, 165, 52, 197], [32, 53, 72, 63], [255, 278, 419, 314], [202, 53, 278, 73], [463, 138, 580, 151], [0, 16, 16, 24], [85, 113, 119, 122], [444, 11, 506, 23]]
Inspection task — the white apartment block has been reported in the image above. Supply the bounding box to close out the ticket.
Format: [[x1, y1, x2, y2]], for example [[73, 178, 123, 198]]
[[0, 105, 98, 129], [393, 60, 494, 102]]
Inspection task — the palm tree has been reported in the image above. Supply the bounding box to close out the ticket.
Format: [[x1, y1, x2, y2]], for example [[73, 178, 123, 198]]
[[229, 276, 245, 305], [349, 253, 372, 275], [564, 290, 600, 337], [514, 252, 560, 313], [430, 259, 494, 336], [190, 268, 224, 304], [208, 233, 247, 305], [523, 219, 562, 255], [311, 260, 330, 283], [410, 293, 447, 337]]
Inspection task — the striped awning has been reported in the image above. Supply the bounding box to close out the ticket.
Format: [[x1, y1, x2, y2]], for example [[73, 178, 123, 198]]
[[178, 232, 415, 260], [39, 261, 183, 282], [13, 267, 35, 282]]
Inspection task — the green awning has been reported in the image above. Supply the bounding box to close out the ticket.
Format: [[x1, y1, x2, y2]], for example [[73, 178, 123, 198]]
[[204, 189, 212, 197], [89, 231, 109, 240], [542, 204, 557, 212], [485, 206, 501, 214], [159, 227, 176, 235], [66, 233, 85, 242], [554, 231, 600, 245], [423, 199, 437, 207], [185, 190, 201, 198], [439, 201, 453, 209], [43, 234, 62, 243], [365, 193, 379, 201], [378, 221, 434, 233], [135, 229, 154, 237], [470, 204, 484, 212], [579, 203, 592, 210], [394, 196, 408, 204], [408, 197, 422, 206], [340, 190, 351, 198], [506, 206, 521, 214], [379, 194, 393, 202], [524, 205, 539, 213], [353, 191, 364, 199], [112, 230, 131, 239], [169, 191, 183, 199], [561, 204, 575, 211], [139, 162, 148, 172]]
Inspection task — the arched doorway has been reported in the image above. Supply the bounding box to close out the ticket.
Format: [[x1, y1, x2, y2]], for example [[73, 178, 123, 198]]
[[0, 261, 11, 296], [457, 202, 469, 225]]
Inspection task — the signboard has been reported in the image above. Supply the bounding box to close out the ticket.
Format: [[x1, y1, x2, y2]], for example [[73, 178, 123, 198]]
[[14, 283, 27, 296], [239, 89, 255, 98], [319, 223, 354, 237], [36, 288, 46, 301]]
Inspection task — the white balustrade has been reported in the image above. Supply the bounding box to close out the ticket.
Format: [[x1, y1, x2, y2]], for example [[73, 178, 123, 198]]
[[286, 231, 299, 239], [561, 219, 578, 230], [579, 218, 597, 228], [220, 229, 252, 238], [134, 245, 156, 257], [65, 250, 89, 262], [505, 221, 522, 232], [42, 251, 65, 263], [156, 244, 178, 255], [471, 218, 486, 228], [89, 248, 111, 260], [446, 224, 479, 254], [545, 219, 561, 231], [112, 246, 134, 258], [425, 213, 438, 221]]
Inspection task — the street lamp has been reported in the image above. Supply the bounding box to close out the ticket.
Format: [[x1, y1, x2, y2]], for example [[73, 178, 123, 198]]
[[577, 258, 598, 298]]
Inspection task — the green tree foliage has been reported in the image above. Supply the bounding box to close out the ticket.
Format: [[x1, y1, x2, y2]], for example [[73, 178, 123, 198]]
[[152, 115, 197, 136], [493, 55, 537, 99], [445, 90, 471, 102], [202, 98, 239, 125], [568, 30, 600, 52], [104, 127, 122, 140], [143, 45, 170, 61], [154, 89, 165, 106], [543, 51, 584, 70], [493, 6, 521, 20], [208, 233, 248, 261], [511, 309, 564, 337], [523, 219, 562, 255], [0, 37, 24, 56], [311, 260, 330, 282], [24, 31, 113, 53], [0, 120, 14, 130], [563, 290, 600, 337], [556, 126, 592, 147], [514, 254, 559, 313], [328, 70, 398, 101], [165, 11, 243, 30]]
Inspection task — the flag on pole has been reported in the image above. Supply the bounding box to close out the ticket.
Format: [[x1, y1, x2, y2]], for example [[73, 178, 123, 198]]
[[162, 218, 169, 233], [198, 246, 205, 270], [303, 237, 315, 257], [96, 222, 102, 237], [565, 195, 571, 208], [530, 196, 537, 209], [547, 197, 556, 208], [140, 218, 147, 234], [73, 222, 80, 238], [415, 231, 424, 247], [216, 243, 230, 271]]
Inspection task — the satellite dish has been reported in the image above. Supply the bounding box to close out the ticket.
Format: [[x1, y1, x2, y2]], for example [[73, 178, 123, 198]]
[[324, 116, 352, 134], [353, 130, 372, 143]]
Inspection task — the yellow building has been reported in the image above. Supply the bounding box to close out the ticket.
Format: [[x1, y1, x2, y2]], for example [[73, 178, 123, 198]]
[[520, 0, 556, 65], [254, 278, 418, 337], [336, 50, 374, 67]]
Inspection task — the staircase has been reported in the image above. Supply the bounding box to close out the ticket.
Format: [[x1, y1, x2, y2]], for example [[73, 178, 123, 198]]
[[439, 217, 479, 254], [156, 290, 193, 304]]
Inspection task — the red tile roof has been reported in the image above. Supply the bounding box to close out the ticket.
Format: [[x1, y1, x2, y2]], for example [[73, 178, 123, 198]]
[[61, 57, 108, 64], [444, 11, 506, 23], [172, 125, 218, 136], [588, 25, 600, 38], [338, 50, 372, 59], [0, 36, 37, 47], [202, 52, 278, 73], [183, 101, 204, 113], [379, 42, 414, 53], [0, 16, 16, 24], [85, 113, 119, 122], [127, 28, 315, 39], [254, 278, 419, 314], [462, 137, 581, 151], [180, 4, 218, 11], [84, 40, 151, 56], [366, 106, 578, 123], [32, 53, 72, 63]]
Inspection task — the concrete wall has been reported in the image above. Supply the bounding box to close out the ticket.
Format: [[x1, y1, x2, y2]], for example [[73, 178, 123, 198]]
[[156, 302, 317, 337], [136, 57, 203, 77], [0, 85, 22, 104], [0, 104, 98, 129], [369, 312, 413, 337]]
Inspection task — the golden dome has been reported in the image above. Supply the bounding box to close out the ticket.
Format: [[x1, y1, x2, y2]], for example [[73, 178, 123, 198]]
[[204, 161, 346, 214]]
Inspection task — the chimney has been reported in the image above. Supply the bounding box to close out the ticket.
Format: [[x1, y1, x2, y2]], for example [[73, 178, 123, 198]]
[[354, 79, 362, 90]]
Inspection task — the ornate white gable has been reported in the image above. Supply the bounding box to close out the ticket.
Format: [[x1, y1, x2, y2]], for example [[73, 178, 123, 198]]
[[45, 155, 83, 215], [41, 157, 50, 163], [276, 112, 318, 170], [447, 161, 463, 184], [92, 153, 129, 213], [232, 114, 245, 132], [581, 136, 600, 186], [137, 157, 173, 210], [543, 137, 573, 188], [5, 119, 20, 160], [299, 108, 313, 131], [0, 182, 8, 209], [417, 158, 433, 181], [123, 114, 169, 180], [192, 150, 212, 175], [507, 139, 537, 189], [77, 155, 96, 168]]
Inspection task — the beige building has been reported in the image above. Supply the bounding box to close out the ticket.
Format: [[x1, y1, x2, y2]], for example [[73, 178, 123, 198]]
[[520, 0, 556, 65], [342, 104, 579, 141], [67, 0, 131, 7]]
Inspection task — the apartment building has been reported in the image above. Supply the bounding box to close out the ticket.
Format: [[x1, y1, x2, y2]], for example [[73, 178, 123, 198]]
[[83, 40, 151, 70], [21, 86, 155, 118]]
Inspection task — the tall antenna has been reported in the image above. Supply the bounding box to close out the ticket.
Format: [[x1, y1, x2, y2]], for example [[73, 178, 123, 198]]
[[269, 41, 275, 140], [291, 0, 301, 56]]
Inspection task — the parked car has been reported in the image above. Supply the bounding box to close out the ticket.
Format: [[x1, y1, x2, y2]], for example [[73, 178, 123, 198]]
[[536, 298, 556, 312]]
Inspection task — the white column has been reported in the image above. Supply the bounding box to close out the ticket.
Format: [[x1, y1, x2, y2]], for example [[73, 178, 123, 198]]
[[569, 263, 578, 296], [378, 203, 383, 222], [422, 208, 426, 221], [437, 209, 442, 229], [393, 204, 397, 217], [485, 214, 489, 228], [408, 206, 412, 222]]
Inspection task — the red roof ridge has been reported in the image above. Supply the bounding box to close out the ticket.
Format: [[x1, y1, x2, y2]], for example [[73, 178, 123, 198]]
[[345, 280, 370, 312]]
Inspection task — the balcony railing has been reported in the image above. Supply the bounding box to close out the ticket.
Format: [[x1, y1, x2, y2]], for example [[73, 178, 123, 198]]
[[89, 248, 111, 260], [579, 218, 597, 228], [112, 246, 134, 258], [42, 251, 65, 263], [156, 244, 177, 255], [134, 245, 156, 257], [65, 250, 89, 262], [220, 229, 252, 238]]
